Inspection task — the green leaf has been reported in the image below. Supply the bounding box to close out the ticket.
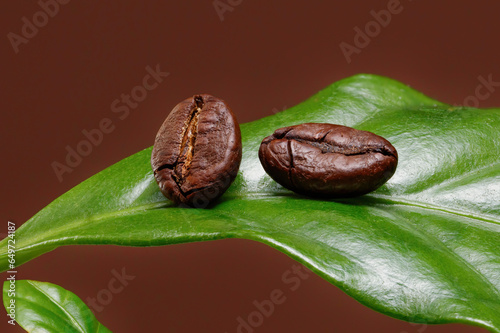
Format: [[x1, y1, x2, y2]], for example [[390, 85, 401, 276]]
[[3, 280, 111, 332], [1, 74, 499, 332]]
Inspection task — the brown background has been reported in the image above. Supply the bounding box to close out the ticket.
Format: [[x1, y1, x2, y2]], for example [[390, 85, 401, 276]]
[[1, 1, 499, 332]]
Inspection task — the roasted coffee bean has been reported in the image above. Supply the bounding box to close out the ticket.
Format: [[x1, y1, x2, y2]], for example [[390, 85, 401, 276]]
[[259, 123, 398, 197], [151, 94, 242, 207]]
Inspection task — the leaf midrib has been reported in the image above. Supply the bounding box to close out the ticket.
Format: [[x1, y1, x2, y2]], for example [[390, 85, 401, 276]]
[[5, 193, 499, 259], [26, 281, 86, 333], [7, 201, 168, 252], [370, 194, 500, 226]]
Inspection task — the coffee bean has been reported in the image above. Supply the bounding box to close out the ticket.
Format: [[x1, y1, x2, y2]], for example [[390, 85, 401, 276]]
[[258, 123, 398, 197], [151, 94, 242, 207]]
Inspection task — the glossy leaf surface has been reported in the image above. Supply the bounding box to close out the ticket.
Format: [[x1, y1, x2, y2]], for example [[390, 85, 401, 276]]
[[3, 280, 111, 332], [1, 75, 499, 331]]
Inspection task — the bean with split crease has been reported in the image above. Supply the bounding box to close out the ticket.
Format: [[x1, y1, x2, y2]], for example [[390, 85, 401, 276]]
[[151, 94, 242, 207]]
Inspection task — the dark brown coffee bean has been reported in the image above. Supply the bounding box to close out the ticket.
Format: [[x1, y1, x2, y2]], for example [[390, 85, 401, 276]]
[[151, 94, 242, 207], [259, 123, 398, 197]]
